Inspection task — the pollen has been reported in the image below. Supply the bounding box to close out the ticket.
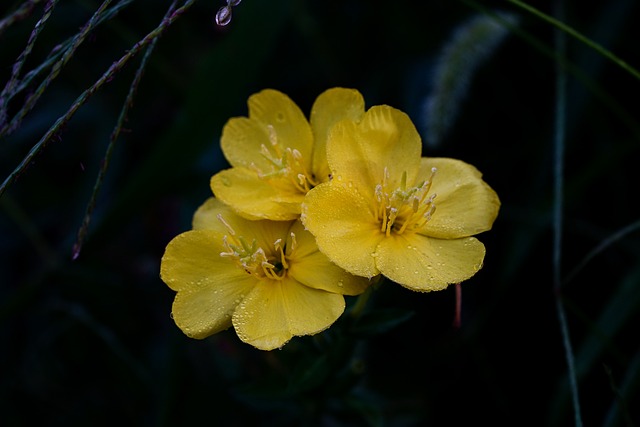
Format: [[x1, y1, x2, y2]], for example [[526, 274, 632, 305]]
[[249, 125, 319, 193], [217, 214, 296, 281], [373, 167, 437, 237]]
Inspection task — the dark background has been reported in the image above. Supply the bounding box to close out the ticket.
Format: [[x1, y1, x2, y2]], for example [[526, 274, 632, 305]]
[[1, 0, 639, 425]]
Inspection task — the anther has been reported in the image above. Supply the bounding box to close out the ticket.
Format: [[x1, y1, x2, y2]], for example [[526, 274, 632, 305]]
[[217, 214, 236, 235]]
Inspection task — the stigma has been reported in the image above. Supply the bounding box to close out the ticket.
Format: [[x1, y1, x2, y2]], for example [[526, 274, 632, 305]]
[[374, 167, 437, 237], [217, 214, 297, 280], [249, 125, 318, 193]]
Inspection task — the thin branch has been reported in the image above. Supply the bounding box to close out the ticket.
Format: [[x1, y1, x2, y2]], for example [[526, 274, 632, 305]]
[[0, 0, 115, 138], [562, 219, 640, 287], [0, 0, 58, 128], [0, 0, 44, 37], [2, 0, 134, 110], [0, 0, 198, 199], [72, 1, 179, 260]]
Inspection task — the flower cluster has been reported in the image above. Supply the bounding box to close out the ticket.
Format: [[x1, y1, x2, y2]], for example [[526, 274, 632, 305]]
[[160, 88, 500, 350]]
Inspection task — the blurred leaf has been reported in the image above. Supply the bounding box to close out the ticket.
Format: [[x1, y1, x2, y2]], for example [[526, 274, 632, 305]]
[[345, 394, 384, 427], [350, 308, 415, 337], [289, 352, 331, 393]]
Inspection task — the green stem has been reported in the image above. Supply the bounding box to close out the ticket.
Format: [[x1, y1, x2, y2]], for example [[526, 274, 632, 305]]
[[506, 0, 640, 81], [552, 1, 582, 426]]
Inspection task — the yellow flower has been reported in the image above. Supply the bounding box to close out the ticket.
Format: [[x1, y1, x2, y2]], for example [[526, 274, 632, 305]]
[[301, 105, 500, 292], [160, 198, 370, 350], [211, 88, 366, 220]]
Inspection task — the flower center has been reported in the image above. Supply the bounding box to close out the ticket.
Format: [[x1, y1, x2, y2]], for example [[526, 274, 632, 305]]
[[374, 167, 437, 237], [217, 214, 297, 281], [250, 125, 319, 194]]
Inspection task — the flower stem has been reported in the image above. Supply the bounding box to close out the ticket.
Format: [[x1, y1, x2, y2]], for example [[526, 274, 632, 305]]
[[505, 0, 640, 81]]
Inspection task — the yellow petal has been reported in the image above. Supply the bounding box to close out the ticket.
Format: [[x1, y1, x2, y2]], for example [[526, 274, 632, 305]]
[[211, 168, 303, 220], [221, 90, 313, 169], [302, 183, 383, 278], [232, 278, 345, 350], [418, 157, 500, 239], [160, 229, 257, 338], [375, 232, 486, 292], [191, 197, 293, 245], [309, 88, 365, 183], [191, 197, 222, 230], [286, 220, 371, 296], [326, 105, 422, 199]]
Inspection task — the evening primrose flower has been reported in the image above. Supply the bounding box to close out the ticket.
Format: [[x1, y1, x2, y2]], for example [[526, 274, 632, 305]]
[[211, 88, 365, 220], [301, 105, 500, 292], [160, 198, 370, 350]]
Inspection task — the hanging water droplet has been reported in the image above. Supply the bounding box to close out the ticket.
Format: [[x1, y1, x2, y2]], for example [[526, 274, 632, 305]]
[[227, 0, 242, 6], [215, 6, 232, 26]]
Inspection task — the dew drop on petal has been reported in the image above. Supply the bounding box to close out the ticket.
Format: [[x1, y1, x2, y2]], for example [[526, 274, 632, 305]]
[[215, 6, 232, 26]]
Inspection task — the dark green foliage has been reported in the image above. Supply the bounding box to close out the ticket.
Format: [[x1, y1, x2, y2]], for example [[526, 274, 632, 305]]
[[1, 0, 640, 426]]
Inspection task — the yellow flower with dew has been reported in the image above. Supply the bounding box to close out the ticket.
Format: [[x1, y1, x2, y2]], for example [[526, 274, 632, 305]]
[[301, 104, 500, 292], [211, 88, 366, 220], [160, 198, 370, 350]]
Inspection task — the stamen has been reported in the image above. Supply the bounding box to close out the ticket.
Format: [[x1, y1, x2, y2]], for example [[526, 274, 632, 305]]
[[217, 214, 235, 235], [373, 167, 438, 236], [274, 238, 288, 269], [289, 232, 297, 252], [249, 125, 318, 194], [217, 216, 291, 280], [385, 207, 398, 237]]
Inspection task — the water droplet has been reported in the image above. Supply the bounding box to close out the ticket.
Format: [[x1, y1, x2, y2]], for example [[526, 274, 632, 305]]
[[336, 175, 343, 181], [407, 245, 412, 250], [337, 281, 344, 287], [221, 176, 231, 186], [215, 6, 232, 26], [348, 181, 353, 188], [414, 271, 419, 275], [227, 0, 242, 6], [370, 252, 378, 257]]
